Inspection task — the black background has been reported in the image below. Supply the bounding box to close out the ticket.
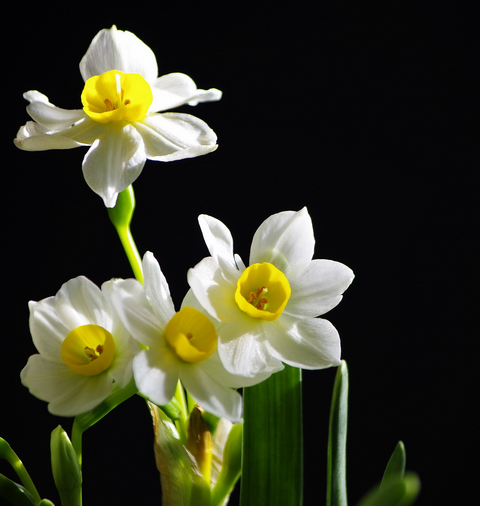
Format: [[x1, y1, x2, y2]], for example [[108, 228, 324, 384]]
[[2, 2, 477, 505]]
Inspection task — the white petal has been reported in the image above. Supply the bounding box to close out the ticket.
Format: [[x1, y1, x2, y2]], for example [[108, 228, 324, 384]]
[[267, 315, 341, 370], [150, 73, 222, 112], [217, 315, 284, 378], [28, 299, 68, 362], [143, 252, 176, 326], [82, 123, 146, 207], [54, 276, 111, 330], [133, 347, 179, 406], [101, 280, 140, 387], [14, 116, 106, 152], [109, 278, 164, 348], [198, 215, 240, 280], [79, 26, 158, 82], [21, 355, 113, 417], [14, 121, 86, 151], [23, 91, 86, 130], [187, 257, 239, 322], [250, 208, 315, 273], [135, 112, 217, 161], [179, 363, 243, 422], [286, 260, 354, 317], [202, 349, 275, 389]]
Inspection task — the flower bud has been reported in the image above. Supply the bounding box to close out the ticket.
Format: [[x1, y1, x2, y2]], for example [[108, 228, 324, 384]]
[[50, 426, 82, 506]]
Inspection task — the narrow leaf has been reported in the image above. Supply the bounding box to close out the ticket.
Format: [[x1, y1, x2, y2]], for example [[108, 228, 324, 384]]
[[0, 474, 37, 506], [327, 360, 349, 506], [357, 472, 420, 506], [380, 441, 406, 488], [240, 365, 303, 506]]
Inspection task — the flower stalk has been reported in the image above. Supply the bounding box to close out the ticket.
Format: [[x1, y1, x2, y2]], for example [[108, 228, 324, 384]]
[[107, 185, 143, 283]]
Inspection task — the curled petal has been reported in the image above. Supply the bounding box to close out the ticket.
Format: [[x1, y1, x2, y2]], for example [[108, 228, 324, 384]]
[[250, 207, 315, 273], [79, 25, 158, 83], [150, 73, 222, 112], [14, 121, 86, 151], [82, 123, 146, 207], [135, 112, 217, 161], [286, 259, 355, 318], [23, 91, 86, 130]]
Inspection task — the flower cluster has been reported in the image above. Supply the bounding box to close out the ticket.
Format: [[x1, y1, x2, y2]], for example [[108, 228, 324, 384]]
[[21, 208, 353, 421], [17, 26, 353, 423], [14, 26, 221, 208]]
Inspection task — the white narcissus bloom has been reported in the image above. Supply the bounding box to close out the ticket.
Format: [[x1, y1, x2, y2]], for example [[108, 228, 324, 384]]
[[21, 276, 140, 417], [109, 252, 274, 423], [187, 208, 355, 378], [14, 25, 221, 208]]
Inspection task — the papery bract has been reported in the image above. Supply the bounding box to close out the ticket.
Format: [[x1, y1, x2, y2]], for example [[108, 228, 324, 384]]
[[21, 276, 140, 416], [187, 208, 355, 378], [14, 26, 221, 207]]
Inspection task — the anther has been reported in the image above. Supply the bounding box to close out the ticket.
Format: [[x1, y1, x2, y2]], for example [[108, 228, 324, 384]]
[[104, 98, 116, 111], [84, 345, 104, 361]]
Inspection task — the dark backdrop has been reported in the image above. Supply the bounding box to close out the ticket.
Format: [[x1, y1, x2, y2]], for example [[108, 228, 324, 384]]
[[2, 2, 476, 505]]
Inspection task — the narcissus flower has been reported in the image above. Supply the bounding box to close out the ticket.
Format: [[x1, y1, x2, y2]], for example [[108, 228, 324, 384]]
[[187, 208, 355, 378], [110, 252, 273, 422], [14, 26, 221, 207], [21, 276, 140, 416]]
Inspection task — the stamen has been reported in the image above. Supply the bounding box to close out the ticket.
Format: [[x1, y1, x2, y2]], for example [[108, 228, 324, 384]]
[[186, 332, 193, 340], [256, 298, 269, 310], [104, 98, 115, 111], [247, 286, 269, 309]]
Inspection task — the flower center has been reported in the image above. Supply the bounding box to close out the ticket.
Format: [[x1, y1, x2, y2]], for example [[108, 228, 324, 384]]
[[235, 262, 291, 321], [165, 307, 217, 363], [81, 69, 153, 124], [61, 325, 116, 376]]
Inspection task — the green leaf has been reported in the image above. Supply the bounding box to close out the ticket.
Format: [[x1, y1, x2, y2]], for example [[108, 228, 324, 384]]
[[327, 360, 349, 506], [240, 365, 303, 506], [380, 441, 406, 488], [357, 472, 420, 506], [0, 474, 37, 506], [0, 438, 41, 504]]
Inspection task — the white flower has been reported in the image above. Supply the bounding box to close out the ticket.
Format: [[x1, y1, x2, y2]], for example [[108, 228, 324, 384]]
[[20, 276, 140, 417], [14, 26, 221, 207], [187, 208, 355, 378], [109, 252, 272, 422]]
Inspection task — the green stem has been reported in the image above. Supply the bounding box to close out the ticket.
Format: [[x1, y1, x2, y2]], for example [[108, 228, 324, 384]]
[[107, 185, 143, 284], [240, 365, 303, 506], [71, 379, 138, 468]]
